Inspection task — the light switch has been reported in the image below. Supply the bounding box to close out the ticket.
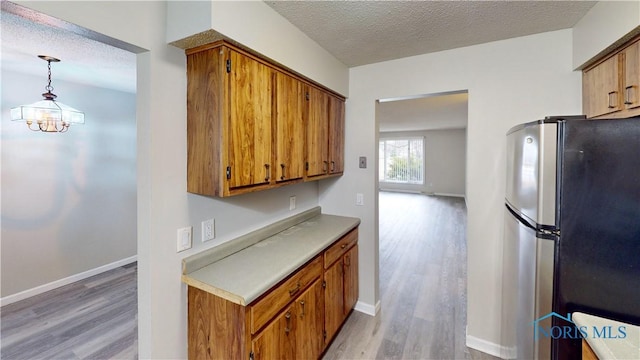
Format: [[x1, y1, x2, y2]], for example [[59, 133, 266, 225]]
[[356, 193, 364, 206], [290, 196, 296, 210], [177, 227, 192, 252], [359, 156, 367, 169]]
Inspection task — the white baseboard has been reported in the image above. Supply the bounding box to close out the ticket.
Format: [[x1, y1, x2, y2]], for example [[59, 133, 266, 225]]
[[354, 300, 380, 316], [0, 255, 137, 307], [466, 332, 516, 359], [379, 188, 422, 194], [434, 192, 466, 198]]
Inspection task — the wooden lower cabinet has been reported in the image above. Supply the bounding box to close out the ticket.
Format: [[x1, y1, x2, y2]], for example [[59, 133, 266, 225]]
[[582, 339, 598, 360], [323, 229, 359, 347], [252, 279, 324, 360], [187, 228, 358, 359]]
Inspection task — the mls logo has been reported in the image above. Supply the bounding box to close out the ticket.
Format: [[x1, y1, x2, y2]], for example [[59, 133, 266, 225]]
[[531, 312, 627, 340]]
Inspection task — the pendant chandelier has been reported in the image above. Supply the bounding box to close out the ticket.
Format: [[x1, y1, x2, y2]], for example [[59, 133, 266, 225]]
[[10, 55, 85, 133]]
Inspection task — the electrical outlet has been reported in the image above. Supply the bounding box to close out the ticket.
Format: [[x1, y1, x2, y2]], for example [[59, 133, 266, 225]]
[[202, 219, 215, 242], [177, 227, 192, 252], [289, 196, 296, 210], [356, 193, 364, 206]]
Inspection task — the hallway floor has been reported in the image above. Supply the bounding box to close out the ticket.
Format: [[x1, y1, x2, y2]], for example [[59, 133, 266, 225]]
[[323, 192, 500, 360]]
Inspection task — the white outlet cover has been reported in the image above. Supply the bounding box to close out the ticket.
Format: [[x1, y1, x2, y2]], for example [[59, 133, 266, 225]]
[[202, 219, 215, 242], [289, 196, 296, 210]]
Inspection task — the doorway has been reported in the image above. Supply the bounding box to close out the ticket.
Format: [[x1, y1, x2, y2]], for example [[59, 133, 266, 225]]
[[375, 90, 470, 357], [0, 4, 140, 358]]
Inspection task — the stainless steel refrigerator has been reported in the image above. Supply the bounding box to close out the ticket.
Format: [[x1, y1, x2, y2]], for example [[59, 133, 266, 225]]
[[504, 116, 640, 360]]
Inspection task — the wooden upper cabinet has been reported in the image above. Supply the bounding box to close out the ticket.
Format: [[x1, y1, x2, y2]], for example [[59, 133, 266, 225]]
[[227, 50, 273, 190], [328, 95, 345, 174], [583, 54, 621, 118], [275, 72, 305, 182], [306, 85, 330, 177], [623, 40, 640, 110], [306, 87, 346, 178], [583, 37, 640, 119], [186, 41, 345, 197]]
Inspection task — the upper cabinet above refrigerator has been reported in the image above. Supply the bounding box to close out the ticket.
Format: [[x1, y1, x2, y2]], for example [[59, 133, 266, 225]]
[[583, 37, 640, 119]]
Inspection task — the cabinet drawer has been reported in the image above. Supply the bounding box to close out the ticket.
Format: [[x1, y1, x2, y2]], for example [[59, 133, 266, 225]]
[[249, 256, 322, 334], [324, 228, 358, 269]]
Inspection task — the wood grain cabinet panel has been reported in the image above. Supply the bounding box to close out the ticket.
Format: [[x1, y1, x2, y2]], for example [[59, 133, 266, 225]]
[[323, 257, 345, 344], [343, 245, 359, 315], [274, 72, 306, 182], [305, 87, 346, 179], [328, 94, 345, 174], [295, 279, 324, 360], [306, 85, 330, 178], [583, 54, 621, 118], [623, 40, 640, 110], [252, 303, 296, 360], [323, 228, 359, 348], [227, 50, 273, 190]]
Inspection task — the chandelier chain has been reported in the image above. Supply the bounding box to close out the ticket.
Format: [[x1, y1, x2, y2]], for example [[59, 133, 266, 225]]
[[45, 60, 54, 93]]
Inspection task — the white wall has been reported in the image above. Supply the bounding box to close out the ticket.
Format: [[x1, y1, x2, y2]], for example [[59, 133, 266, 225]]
[[166, 1, 349, 96], [573, 1, 640, 69], [13, 1, 347, 358], [319, 29, 582, 357], [1, 71, 136, 297], [379, 129, 466, 196]]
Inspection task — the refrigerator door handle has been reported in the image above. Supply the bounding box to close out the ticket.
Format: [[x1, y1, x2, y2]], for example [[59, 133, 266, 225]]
[[505, 204, 558, 240]]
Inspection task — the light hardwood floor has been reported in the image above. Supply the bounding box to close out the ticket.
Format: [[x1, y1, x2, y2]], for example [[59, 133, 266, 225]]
[[323, 192, 500, 360], [0, 262, 137, 360]]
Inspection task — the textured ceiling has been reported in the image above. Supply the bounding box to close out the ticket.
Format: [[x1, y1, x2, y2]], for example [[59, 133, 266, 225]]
[[378, 92, 468, 132], [2, 0, 595, 130], [266, 1, 597, 67], [1, 10, 136, 94]]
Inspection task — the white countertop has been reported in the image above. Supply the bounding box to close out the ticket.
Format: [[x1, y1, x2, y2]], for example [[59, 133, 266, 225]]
[[573, 312, 640, 359], [182, 212, 360, 305]]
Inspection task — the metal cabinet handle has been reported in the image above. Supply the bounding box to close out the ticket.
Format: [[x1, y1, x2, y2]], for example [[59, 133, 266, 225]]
[[280, 163, 286, 180], [299, 300, 305, 318], [323, 161, 329, 172], [341, 243, 347, 249], [331, 161, 336, 172], [608, 91, 618, 109], [289, 282, 301, 297], [625, 86, 634, 105], [264, 164, 270, 182], [285, 311, 292, 333]]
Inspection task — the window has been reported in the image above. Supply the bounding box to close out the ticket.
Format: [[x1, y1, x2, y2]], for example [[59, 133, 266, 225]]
[[379, 137, 424, 184]]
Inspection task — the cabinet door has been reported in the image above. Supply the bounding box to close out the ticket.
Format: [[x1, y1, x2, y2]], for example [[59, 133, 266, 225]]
[[343, 245, 359, 314], [252, 304, 296, 360], [623, 40, 640, 110], [227, 50, 273, 189], [328, 95, 345, 174], [323, 257, 345, 343], [275, 72, 305, 182], [306, 86, 329, 177], [295, 279, 324, 360], [583, 55, 621, 118]]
